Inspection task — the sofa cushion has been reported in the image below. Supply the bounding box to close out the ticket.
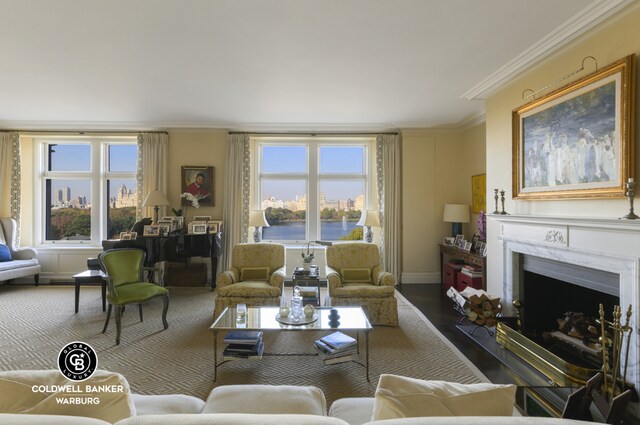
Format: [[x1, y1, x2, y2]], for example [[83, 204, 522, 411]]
[[131, 393, 205, 415], [203, 384, 327, 415], [116, 413, 350, 425], [217, 281, 281, 297], [0, 370, 135, 424], [240, 267, 270, 282], [332, 284, 396, 298], [371, 374, 516, 420], [329, 397, 375, 425], [0, 244, 12, 262], [0, 258, 39, 271], [342, 268, 372, 283]]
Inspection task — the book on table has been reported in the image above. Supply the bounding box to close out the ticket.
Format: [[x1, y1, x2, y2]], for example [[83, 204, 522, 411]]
[[313, 341, 354, 364], [223, 341, 264, 360], [319, 331, 357, 353], [223, 330, 263, 345]]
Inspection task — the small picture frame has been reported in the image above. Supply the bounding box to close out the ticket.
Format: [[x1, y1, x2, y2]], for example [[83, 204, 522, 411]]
[[482, 244, 488, 257], [143, 225, 160, 236], [475, 241, 485, 254], [462, 241, 473, 252], [191, 223, 208, 234], [443, 237, 455, 246], [193, 215, 211, 223], [129, 231, 137, 239], [454, 234, 464, 245], [158, 224, 171, 237], [207, 221, 219, 234], [160, 216, 174, 222], [120, 232, 131, 240]]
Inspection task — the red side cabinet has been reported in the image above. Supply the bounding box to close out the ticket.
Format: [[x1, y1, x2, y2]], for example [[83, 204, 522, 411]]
[[456, 272, 483, 291], [443, 262, 463, 291]]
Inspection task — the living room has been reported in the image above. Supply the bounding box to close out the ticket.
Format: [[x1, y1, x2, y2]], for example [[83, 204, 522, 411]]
[[2, 1, 640, 424]]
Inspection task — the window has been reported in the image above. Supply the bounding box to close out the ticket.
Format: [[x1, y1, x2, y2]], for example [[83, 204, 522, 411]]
[[255, 138, 372, 242], [37, 138, 138, 245]]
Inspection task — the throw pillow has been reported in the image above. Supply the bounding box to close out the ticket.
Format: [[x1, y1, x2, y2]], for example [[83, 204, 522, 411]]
[[0, 369, 135, 423], [0, 244, 12, 262], [240, 267, 270, 281], [341, 268, 371, 283], [371, 374, 516, 420]]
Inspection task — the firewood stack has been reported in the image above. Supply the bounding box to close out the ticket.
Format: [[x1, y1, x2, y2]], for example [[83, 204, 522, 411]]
[[447, 286, 501, 327]]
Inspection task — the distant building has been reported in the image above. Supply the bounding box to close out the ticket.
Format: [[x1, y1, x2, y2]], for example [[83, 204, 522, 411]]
[[111, 184, 136, 208]]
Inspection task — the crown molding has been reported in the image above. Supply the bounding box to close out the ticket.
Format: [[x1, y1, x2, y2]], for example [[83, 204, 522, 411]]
[[461, 0, 638, 100]]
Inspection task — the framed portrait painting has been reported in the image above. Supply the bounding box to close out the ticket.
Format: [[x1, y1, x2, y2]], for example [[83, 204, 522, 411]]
[[181, 166, 214, 206], [512, 54, 635, 200]]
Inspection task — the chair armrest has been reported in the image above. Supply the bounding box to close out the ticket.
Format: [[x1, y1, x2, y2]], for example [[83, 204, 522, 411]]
[[11, 247, 38, 260], [372, 265, 397, 286], [269, 266, 286, 288], [216, 267, 239, 289], [325, 265, 343, 294]]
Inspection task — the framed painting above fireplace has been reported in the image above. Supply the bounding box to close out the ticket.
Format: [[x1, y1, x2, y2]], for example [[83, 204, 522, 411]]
[[512, 54, 635, 200]]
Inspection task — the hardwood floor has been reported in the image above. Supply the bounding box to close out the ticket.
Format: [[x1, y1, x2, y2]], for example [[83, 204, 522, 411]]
[[398, 283, 523, 385]]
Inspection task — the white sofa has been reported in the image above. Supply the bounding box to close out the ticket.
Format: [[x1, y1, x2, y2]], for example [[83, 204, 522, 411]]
[[0, 370, 595, 425], [0, 218, 40, 284]]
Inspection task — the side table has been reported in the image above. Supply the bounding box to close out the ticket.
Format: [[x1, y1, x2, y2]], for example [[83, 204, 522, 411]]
[[292, 266, 321, 306], [72, 270, 107, 313]]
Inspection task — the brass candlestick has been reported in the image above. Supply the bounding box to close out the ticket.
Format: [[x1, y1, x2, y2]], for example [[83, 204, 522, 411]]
[[493, 189, 500, 214], [500, 190, 509, 215], [622, 179, 639, 219]]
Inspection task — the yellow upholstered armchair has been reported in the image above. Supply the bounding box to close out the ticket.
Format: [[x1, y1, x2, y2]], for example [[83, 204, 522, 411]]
[[214, 243, 286, 319], [325, 242, 398, 326]]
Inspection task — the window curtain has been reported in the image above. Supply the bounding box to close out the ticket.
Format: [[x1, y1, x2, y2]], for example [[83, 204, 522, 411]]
[[0, 131, 21, 242], [376, 133, 402, 281], [221, 133, 250, 271], [136, 132, 169, 221]]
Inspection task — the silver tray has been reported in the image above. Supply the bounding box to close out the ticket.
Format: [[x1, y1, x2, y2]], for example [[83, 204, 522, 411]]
[[275, 313, 318, 326]]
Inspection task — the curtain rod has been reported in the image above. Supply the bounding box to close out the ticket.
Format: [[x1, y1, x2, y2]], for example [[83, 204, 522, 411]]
[[5, 130, 168, 135], [229, 131, 399, 136]]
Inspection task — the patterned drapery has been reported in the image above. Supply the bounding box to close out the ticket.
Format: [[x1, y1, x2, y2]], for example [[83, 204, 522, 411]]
[[136, 132, 169, 221], [0, 131, 21, 243]]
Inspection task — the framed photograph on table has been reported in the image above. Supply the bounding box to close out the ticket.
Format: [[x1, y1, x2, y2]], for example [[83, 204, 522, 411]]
[[512, 55, 635, 200], [143, 225, 160, 236], [191, 223, 207, 234], [181, 166, 214, 206]]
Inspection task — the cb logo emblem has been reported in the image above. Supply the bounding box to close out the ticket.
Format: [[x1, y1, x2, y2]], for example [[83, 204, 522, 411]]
[[57, 341, 98, 381]]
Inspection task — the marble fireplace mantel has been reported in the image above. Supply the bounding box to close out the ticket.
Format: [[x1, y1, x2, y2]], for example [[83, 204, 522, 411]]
[[491, 214, 640, 402]]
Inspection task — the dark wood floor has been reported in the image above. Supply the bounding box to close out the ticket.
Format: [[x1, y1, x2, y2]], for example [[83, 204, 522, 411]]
[[398, 283, 523, 385]]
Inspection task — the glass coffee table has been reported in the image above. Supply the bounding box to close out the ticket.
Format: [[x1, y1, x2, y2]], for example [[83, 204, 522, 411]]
[[210, 306, 372, 381]]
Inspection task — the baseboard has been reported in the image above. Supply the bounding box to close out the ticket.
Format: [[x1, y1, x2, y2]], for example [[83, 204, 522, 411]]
[[400, 272, 440, 284]]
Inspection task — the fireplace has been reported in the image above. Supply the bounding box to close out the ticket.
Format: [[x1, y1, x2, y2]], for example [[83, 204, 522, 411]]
[[491, 215, 640, 416]]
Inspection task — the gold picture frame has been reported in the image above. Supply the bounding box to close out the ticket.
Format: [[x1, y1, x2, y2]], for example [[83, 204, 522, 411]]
[[512, 54, 635, 200], [471, 174, 486, 213]]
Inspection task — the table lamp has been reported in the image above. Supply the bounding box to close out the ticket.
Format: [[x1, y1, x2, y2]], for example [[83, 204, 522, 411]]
[[142, 190, 170, 224], [357, 210, 380, 243], [249, 210, 270, 243], [443, 204, 470, 237]]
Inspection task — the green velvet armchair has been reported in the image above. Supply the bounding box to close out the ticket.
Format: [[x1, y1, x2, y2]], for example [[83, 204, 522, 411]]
[[98, 248, 169, 345], [214, 243, 286, 319], [325, 242, 398, 326]]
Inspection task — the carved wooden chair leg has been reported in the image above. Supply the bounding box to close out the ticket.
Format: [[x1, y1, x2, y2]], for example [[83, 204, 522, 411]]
[[138, 304, 143, 322], [115, 305, 123, 345], [162, 294, 169, 330], [102, 304, 113, 333]]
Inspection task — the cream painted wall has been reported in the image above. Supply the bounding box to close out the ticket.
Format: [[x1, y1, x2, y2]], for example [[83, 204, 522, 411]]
[[401, 126, 485, 283], [485, 6, 640, 296]]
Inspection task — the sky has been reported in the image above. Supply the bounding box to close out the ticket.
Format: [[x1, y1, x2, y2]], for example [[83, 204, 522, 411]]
[[261, 145, 366, 200], [49, 144, 137, 203]]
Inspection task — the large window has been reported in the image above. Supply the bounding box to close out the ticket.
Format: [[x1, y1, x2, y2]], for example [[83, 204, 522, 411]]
[[38, 138, 138, 244], [256, 139, 371, 242]]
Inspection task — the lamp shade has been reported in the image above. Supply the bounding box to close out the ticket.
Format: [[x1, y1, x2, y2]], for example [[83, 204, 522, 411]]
[[357, 210, 380, 227], [142, 190, 170, 207], [443, 204, 470, 223], [249, 210, 270, 227]]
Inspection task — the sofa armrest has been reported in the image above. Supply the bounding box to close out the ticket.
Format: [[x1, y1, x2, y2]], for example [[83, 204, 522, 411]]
[[326, 265, 343, 294], [372, 266, 396, 287], [11, 247, 38, 261], [1, 217, 38, 260], [270, 266, 286, 288], [216, 267, 239, 289]]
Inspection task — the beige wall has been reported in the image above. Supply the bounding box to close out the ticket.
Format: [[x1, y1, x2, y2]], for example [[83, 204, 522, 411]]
[[401, 124, 486, 283], [485, 6, 640, 295]]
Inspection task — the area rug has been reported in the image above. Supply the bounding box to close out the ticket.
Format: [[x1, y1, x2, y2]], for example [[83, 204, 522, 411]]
[[0, 285, 488, 404]]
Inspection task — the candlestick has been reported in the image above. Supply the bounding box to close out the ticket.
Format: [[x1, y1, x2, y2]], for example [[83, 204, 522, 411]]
[[621, 180, 639, 219], [493, 189, 500, 214], [499, 190, 509, 215]]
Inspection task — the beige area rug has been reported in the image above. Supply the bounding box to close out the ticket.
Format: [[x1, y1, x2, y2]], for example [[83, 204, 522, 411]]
[[0, 285, 488, 404]]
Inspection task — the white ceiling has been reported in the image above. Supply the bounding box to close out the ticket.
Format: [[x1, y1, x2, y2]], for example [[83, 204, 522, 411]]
[[0, 0, 634, 131]]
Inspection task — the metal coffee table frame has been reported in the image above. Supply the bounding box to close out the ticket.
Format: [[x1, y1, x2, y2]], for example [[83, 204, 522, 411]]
[[210, 306, 372, 382]]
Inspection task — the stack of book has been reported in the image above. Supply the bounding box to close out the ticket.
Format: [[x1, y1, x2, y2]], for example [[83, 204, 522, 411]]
[[461, 264, 482, 278], [314, 331, 357, 365], [223, 330, 264, 360], [299, 286, 319, 306]]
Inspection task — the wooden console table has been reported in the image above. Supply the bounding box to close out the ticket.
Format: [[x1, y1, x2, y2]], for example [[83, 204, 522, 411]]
[[439, 244, 487, 290]]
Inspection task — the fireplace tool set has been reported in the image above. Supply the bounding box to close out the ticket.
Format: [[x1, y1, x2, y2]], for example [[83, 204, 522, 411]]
[[563, 304, 635, 424]]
